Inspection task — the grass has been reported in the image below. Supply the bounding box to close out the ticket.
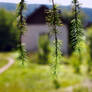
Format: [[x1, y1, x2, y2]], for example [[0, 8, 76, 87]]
[[0, 52, 89, 92], [0, 63, 83, 92], [73, 86, 92, 92], [0, 52, 18, 68], [0, 59, 8, 68], [0, 52, 11, 68]]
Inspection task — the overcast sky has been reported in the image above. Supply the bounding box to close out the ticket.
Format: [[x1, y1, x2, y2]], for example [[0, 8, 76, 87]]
[[0, 0, 92, 8]]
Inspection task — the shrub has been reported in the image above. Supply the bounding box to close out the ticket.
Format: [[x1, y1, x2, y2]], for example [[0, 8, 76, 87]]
[[38, 33, 51, 64], [0, 9, 19, 51], [87, 26, 92, 72]]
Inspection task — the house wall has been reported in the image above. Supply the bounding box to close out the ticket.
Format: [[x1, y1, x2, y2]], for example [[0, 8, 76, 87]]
[[22, 24, 69, 54]]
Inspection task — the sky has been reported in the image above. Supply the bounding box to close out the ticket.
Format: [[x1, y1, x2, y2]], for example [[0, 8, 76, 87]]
[[0, 0, 92, 8]]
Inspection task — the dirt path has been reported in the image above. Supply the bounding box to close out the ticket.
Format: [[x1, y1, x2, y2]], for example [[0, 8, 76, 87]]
[[0, 58, 14, 74]]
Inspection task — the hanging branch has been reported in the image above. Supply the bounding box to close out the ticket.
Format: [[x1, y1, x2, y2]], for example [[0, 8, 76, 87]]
[[16, 0, 26, 64], [70, 0, 83, 51], [45, 0, 62, 88], [69, 0, 83, 73], [46, 0, 62, 78], [52, 0, 58, 76]]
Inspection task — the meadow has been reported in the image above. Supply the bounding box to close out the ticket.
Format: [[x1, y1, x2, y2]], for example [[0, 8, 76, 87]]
[[0, 52, 92, 92]]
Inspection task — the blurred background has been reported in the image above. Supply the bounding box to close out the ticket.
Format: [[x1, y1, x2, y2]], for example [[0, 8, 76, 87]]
[[0, 0, 92, 92]]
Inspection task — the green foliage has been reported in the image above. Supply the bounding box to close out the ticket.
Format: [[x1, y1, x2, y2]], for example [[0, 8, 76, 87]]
[[53, 79, 60, 89], [46, 0, 62, 79], [16, 0, 27, 64], [38, 34, 51, 64], [61, 9, 87, 27], [50, 40, 62, 77], [69, 0, 84, 73], [86, 26, 92, 73], [0, 9, 19, 51], [16, 0, 26, 32], [17, 44, 27, 63], [87, 27, 92, 58], [46, 5, 62, 27], [0, 52, 83, 92], [73, 86, 89, 92], [0, 59, 8, 68], [69, 0, 83, 53], [69, 19, 83, 52]]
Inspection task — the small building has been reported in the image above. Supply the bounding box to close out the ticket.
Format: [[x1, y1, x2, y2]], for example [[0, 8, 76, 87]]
[[22, 5, 69, 54]]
